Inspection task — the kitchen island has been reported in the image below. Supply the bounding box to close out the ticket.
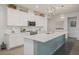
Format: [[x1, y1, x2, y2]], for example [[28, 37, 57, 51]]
[[24, 31, 67, 55]]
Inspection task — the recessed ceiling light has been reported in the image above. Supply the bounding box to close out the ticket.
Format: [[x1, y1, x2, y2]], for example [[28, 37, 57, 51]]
[[60, 16, 64, 19], [60, 15, 65, 19]]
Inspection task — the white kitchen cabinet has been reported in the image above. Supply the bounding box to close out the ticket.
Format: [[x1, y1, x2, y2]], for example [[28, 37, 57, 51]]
[[19, 11, 28, 26], [27, 13, 36, 21], [7, 8, 47, 27], [7, 8, 48, 32], [7, 8, 19, 26], [7, 8, 28, 26], [6, 33, 24, 49]]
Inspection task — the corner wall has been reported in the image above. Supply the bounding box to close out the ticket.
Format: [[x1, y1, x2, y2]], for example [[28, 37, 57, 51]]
[[0, 5, 7, 45]]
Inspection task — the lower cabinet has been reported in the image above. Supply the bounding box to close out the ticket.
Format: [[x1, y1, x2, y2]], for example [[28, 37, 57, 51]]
[[6, 33, 24, 49]]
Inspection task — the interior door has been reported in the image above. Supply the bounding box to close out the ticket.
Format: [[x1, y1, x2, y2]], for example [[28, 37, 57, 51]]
[[68, 16, 77, 38]]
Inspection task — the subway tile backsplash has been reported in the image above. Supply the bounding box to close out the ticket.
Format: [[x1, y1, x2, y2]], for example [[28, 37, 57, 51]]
[[6, 26, 44, 34]]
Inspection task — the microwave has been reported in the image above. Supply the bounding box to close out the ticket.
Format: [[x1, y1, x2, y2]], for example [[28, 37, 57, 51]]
[[28, 21, 36, 26]]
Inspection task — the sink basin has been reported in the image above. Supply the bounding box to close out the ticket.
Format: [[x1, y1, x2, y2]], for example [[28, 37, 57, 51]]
[[30, 31, 38, 35], [46, 33, 51, 34]]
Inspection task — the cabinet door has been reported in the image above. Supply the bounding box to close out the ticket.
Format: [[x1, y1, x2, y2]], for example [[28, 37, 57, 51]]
[[9, 34, 18, 49], [7, 8, 28, 26], [7, 8, 20, 26], [28, 13, 36, 21], [18, 11, 28, 26], [9, 34, 24, 49]]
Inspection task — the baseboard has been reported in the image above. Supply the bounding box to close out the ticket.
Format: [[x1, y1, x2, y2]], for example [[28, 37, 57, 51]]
[[7, 44, 24, 50], [68, 37, 77, 39]]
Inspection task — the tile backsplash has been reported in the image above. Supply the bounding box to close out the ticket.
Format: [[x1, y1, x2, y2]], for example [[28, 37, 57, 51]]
[[6, 26, 21, 34], [6, 26, 43, 34]]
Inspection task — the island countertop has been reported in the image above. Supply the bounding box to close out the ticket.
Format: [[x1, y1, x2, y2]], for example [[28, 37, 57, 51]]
[[24, 31, 67, 43]]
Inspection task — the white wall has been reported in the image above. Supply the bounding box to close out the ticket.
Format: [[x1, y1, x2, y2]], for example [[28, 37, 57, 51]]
[[0, 5, 7, 45], [35, 16, 48, 33], [47, 17, 56, 33], [48, 16, 65, 33]]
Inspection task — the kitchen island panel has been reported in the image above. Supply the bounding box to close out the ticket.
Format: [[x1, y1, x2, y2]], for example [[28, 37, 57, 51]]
[[34, 35, 65, 55]]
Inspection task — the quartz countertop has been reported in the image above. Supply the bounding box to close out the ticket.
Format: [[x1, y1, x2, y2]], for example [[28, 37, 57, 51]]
[[24, 31, 67, 43]]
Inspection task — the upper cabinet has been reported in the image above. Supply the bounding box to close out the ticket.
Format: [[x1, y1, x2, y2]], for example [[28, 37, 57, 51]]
[[7, 8, 48, 31], [7, 8, 28, 26]]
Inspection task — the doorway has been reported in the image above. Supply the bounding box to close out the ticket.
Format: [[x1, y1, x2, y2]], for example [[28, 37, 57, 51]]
[[68, 16, 77, 38]]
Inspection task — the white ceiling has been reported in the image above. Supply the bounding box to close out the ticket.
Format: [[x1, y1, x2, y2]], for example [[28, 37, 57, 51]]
[[16, 4, 79, 15]]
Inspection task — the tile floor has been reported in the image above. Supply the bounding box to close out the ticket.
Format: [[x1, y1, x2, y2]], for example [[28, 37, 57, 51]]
[[0, 38, 79, 55]]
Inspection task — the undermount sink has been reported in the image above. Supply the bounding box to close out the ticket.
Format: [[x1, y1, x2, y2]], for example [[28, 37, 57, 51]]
[[46, 33, 51, 34], [30, 31, 38, 35]]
